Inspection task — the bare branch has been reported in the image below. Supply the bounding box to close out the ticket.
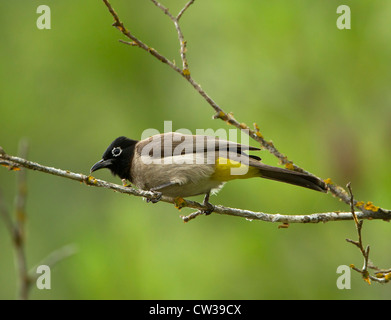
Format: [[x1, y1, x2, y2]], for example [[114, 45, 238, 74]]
[[149, 0, 191, 74], [150, 0, 175, 20], [1, 148, 390, 224], [177, 0, 195, 21], [346, 183, 391, 284], [102, 0, 182, 73], [180, 210, 203, 223]]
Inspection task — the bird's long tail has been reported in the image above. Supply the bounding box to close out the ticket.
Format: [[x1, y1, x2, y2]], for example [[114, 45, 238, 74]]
[[251, 162, 327, 192], [213, 157, 327, 192]]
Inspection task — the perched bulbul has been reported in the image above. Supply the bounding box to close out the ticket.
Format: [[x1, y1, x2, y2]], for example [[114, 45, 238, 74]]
[[90, 132, 327, 213]]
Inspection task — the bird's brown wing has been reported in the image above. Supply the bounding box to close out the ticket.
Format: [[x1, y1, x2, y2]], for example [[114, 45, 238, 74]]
[[136, 132, 260, 159]]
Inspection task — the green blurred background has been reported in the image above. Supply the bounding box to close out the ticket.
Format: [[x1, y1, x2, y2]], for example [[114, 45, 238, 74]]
[[1, 0, 390, 299]]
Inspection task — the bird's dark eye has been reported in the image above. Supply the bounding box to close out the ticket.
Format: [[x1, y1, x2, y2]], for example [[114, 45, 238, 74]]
[[112, 147, 122, 157]]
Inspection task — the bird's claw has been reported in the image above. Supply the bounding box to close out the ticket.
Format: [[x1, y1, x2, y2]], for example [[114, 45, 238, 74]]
[[202, 202, 214, 215], [146, 191, 163, 204]]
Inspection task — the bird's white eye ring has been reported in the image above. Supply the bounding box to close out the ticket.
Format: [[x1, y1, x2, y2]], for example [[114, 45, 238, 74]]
[[112, 147, 122, 157]]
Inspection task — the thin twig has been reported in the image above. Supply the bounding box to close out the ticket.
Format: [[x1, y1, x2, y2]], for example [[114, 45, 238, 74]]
[[180, 210, 203, 223], [177, 0, 195, 21], [346, 183, 390, 284], [102, 0, 181, 72], [150, 0, 175, 20], [147, 0, 194, 74], [148, 0, 191, 73], [347, 182, 358, 226]]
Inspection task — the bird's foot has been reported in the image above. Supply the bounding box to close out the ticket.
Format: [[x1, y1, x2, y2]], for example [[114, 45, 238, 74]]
[[202, 201, 214, 215], [202, 192, 214, 215], [146, 191, 163, 204]]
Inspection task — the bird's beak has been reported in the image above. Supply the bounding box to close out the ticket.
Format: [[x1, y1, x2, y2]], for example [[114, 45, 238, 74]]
[[90, 159, 113, 173]]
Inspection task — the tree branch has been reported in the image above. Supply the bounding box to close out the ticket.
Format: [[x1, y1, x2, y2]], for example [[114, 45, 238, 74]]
[[346, 183, 391, 284], [1, 148, 390, 224]]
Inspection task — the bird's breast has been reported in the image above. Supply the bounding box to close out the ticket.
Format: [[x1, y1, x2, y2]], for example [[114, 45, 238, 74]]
[[130, 153, 223, 197]]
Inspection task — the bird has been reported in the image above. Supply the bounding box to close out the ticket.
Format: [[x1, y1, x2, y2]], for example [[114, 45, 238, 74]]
[[90, 132, 327, 213]]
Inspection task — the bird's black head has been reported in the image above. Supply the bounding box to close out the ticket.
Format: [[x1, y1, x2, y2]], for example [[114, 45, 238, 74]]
[[90, 136, 138, 181]]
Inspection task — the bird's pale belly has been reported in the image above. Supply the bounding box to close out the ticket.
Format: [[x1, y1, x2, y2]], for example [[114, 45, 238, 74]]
[[131, 158, 224, 198], [157, 177, 224, 198]]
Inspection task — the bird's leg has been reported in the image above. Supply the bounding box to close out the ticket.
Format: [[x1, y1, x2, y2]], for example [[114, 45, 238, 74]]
[[146, 191, 162, 204], [202, 192, 214, 215], [146, 182, 177, 204]]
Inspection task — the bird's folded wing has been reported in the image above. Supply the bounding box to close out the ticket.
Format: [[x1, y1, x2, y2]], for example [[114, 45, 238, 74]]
[[136, 132, 260, 159]]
